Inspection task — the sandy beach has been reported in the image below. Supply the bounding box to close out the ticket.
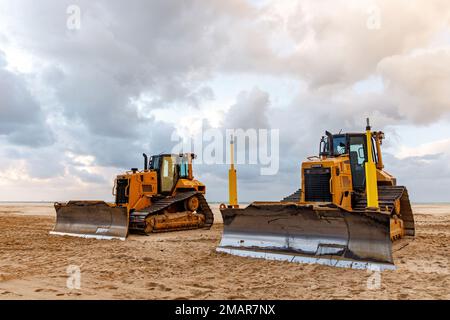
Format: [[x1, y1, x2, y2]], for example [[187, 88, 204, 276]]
[[0, 203, 448, 299]]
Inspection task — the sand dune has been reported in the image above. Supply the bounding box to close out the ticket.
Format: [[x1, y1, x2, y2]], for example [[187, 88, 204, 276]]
[[0, 203, 448, 299]]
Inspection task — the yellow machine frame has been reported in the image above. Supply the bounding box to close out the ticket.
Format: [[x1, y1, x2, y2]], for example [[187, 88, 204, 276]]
[[113, 153, 206, 214], [299, 119, 404, 240]]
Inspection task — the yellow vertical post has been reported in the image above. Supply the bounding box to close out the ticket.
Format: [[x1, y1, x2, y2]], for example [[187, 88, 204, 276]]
[[228, 136, 239, 208], [365, 118, 379, 210]]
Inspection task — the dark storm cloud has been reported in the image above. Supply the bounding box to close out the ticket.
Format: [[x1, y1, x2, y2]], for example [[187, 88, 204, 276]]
[[0, 0, 256, 168], [0, 51, 54, 147], [5, 0, 253, 128], [68, 167, 107, 184], [224, 87, 270, 130], [80, 119, 178, 169], [383, 152, 450, 202]]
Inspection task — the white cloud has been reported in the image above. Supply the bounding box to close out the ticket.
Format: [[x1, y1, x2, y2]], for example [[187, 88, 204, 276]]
[[397, 138, 450, 160], [378, 48, 450, 124]]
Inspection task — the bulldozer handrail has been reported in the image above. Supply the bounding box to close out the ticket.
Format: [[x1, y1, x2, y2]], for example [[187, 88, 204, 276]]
[[125, 183, 129, 197], [112, 178, 117, 196]]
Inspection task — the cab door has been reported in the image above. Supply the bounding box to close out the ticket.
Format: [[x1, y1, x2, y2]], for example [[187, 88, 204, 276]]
[[348, 135, 367, 191], [159, 155, 178, 195]]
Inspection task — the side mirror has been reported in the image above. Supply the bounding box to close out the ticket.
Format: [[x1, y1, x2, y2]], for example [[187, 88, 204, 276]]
[[319, 136, 330, 156], [149, 156, 154, 169]]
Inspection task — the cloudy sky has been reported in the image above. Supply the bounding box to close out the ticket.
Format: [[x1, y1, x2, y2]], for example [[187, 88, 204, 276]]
[[0, 0, 449, 203]]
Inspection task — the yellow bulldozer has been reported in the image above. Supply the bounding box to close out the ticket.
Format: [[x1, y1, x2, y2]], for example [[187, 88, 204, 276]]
[[51, 153, 214, 240], [218, 119, 414, 270]]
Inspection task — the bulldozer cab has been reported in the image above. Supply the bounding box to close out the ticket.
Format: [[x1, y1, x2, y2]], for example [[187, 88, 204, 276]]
[[320, 132, 379, 191], [149, 154, 194, 195]]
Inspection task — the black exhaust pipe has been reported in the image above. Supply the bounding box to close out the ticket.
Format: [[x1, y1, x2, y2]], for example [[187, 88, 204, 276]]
[[143, 153, 148, 170]]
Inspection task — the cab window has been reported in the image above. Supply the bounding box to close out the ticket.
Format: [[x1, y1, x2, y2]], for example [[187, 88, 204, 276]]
[[180, 160, 189, 178], [332, 135, 347, 155]]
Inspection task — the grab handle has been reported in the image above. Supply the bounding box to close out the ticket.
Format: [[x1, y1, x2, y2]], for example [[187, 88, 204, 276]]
[[112, 179, 117, 196]]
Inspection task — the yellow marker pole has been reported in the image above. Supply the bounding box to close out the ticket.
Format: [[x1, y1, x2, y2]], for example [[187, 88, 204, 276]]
[[365, 118, 379, 210], [228, 136, 239, 208]]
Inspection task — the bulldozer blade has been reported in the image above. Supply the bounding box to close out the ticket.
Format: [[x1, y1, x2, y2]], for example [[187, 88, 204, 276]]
[[217, 203, 395, 270], [50, 201, 128, 240]]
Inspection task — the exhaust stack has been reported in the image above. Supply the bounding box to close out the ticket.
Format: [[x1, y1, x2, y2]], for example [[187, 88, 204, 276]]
[[143, 153, 148, 171]]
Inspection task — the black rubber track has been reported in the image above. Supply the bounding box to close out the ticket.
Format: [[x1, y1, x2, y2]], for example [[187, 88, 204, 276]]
[[128, 191, 214, 234]]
